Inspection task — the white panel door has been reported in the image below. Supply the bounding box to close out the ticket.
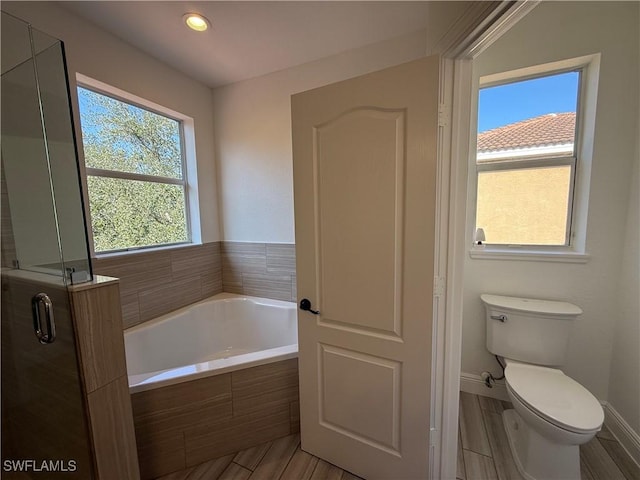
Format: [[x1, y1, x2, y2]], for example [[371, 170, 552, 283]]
[[292, 56, 440, 480]]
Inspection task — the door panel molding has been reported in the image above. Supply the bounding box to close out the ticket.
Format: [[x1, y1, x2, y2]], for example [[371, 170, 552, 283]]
[[318, 343, 401, 454], [314, 107, 406, 340]]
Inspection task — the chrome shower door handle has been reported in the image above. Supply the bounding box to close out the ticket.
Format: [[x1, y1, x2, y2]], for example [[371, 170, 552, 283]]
[[32, 292, 56, 344]]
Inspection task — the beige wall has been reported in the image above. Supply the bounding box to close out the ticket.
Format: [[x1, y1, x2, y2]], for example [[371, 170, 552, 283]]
[[462, 0, 639, 419], [476, 166, 572, 245], [2, 1, 222, 244]]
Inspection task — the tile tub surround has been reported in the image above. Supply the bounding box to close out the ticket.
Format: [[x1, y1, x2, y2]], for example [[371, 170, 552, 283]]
[[92, 242, 223, 329], [131, 358, 300, 479], [93, 241, 297, 329], [222, 242, 297, 302]]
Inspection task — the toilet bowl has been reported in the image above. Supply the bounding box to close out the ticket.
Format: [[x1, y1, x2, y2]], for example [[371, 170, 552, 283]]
[[481, 294, 604, 480], [502, 360, 603, 480]]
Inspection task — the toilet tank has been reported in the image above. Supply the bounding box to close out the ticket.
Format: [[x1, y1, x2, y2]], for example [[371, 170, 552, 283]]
[[481, 294, 582, 366]]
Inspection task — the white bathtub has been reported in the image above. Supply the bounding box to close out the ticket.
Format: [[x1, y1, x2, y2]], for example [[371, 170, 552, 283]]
[[124, 293, 298, 393]]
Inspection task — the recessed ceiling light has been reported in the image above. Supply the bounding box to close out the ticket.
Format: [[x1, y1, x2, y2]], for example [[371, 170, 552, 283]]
[[183, 13, 210, 32]]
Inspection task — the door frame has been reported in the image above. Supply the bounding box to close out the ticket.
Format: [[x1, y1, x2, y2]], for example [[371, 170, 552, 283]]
[[430, 2, 539, 478]]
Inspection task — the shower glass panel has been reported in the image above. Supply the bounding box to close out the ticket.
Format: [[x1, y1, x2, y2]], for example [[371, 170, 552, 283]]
[[1, 11, 94, 478], [2, 13, 92, 280]]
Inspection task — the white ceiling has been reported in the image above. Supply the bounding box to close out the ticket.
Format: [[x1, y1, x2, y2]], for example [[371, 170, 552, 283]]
[[59, 1, 432, 88]]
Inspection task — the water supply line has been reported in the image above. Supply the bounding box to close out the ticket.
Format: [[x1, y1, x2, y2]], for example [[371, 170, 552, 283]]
[[482, 355, 506, 388]]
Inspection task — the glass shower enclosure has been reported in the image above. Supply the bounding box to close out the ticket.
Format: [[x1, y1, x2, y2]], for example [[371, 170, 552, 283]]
[[2, 11, 94, 478]]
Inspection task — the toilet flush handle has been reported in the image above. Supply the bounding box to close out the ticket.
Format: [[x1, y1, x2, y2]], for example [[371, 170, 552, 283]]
[[491, 314, 507, 322]]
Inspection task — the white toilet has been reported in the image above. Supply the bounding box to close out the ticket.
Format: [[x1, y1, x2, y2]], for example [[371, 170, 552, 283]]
[[481, 294, 604, 480]]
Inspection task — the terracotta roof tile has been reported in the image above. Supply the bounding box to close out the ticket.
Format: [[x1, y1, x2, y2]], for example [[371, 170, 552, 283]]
[[477, 112, 576, 153]]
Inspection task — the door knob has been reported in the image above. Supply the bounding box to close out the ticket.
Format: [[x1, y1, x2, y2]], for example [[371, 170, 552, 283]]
[[299, 298, 320, 315]]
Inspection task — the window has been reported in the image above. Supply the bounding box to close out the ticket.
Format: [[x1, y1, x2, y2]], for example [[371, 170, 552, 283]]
[[77, 84, 191, 253], [475, 70, 581, 247]]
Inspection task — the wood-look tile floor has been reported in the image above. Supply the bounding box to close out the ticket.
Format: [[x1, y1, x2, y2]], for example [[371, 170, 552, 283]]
[[156, 433, 363, 480], [458, 391, 640, 480], [158, 392, 640, 480]]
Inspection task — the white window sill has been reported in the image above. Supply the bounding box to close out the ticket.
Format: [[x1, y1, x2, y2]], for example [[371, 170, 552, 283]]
[[93, 242, 197, 259], [469, 247, 590, 264]]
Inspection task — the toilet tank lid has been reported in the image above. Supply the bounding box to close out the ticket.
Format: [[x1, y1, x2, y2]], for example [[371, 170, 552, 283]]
[[480, 294, 582, 316]]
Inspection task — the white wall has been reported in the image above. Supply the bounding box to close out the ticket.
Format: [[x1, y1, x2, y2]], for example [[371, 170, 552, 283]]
[[212, 1, 473, 242], [212, 29, 425, 242], [461, 0, 639, 406], [608, 133, 640, 433], [2, 1, 222, 244]]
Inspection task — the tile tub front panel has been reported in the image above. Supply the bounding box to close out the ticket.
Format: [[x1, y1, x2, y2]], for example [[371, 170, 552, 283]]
[[222, 242, 296, 302], [131, 358, 300, 479]]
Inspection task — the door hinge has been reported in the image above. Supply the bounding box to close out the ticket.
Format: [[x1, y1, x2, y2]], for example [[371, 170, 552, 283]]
[[433, 276, 446, 297], [430, 427, 438, 447], [438, 103, 448, 127]]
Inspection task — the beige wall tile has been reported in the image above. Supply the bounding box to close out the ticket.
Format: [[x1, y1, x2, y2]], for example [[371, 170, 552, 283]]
[[221, 242, 297, 302], [132, 374, 232, 418], [292, 274, 297, 302], [243, 273, 292, 301], [222, 268, 243, 287], [290, 400, 300, 434], [87, 375, 140, 480], [131, 362, 301, 477], [136, 430, 185, 480], [266, 244, 296, 274], [231, 359, 299, 416], [120, 291, 140, 329], [93, 250, 173, 294], [201, 272, 223, 298], [93, 242, 223, 329], [138, 276, 203, 322], [70, 282, 127, 392], [222, 242, 266, 256], [95, 241, 295, 327], [171, 243, 221, 278]]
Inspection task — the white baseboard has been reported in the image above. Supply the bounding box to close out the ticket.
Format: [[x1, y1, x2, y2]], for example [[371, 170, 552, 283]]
[[602, 402, 640, 467], [460, 372, 509, 401]]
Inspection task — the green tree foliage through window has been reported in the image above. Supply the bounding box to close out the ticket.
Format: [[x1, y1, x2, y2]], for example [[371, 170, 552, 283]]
[[78, 87, 189, 252]]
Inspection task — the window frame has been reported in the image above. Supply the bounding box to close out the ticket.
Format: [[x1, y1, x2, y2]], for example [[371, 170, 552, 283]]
[[469, 55, 600, 262], [475, 68, 582, 248], [75, 74, 199, 255]]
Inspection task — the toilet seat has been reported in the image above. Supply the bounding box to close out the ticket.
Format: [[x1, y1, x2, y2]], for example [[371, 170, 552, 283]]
[[505, 361, 603, 434]]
